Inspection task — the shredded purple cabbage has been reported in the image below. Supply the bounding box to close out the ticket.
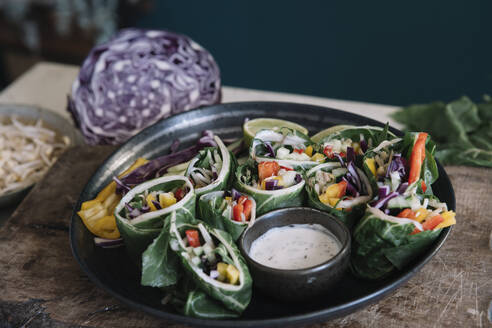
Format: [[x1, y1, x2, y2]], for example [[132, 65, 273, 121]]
[[117, 131, 217, 194], [385, 153, 406, 178], [265, 179, 279, 190], [360, 139, 368, 153], [294, 174, 302, 184], [343, 177, 359, 197], [231, 188, 241, 201], [346, 147, 355, 163], [152, 199, 162, 210], [264, 142, 275, 157], [397, 182, 409, 194], [68, 28, 221, 145], [370, 191, 398, 209], [378, 185, 390, 199]]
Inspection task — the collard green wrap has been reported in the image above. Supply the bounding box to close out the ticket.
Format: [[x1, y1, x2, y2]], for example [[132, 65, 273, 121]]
[[362, 133, 438, 195], [169, 212, 253, 313], [250, 128, 318, 170], [168, 276, 239, 319], [185, 135, 234, 198], [233, 162, 306, 216], [114, 175, 195, 263], [305, 162, 373, 229], [317, 125, 397, 147], [351, 206, 442, 280], [198, 190, 257, 241]]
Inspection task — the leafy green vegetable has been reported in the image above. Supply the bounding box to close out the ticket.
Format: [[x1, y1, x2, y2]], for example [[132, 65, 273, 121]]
[[185, 136, 235, 198], [114, 176, 196, 262], [198, 191, 256, 241], [250, 128, 317, 170], [233, 162, 305, 216], [141, 218, 181, 288], [392, 96, 492, 167], [318, 124, 397, 149], [168, 276, 239, 319], [169, 214, 253, 313], [351, 207, 442, 279], [305, 162, 373, 229]]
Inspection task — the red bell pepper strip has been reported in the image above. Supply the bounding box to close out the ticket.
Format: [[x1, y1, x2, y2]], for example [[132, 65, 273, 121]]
[[408, 133, 428, 184], [421, 181, 427, 193], [243, 199, 253, 220], [174, 188, 185, 201], [280, 165, 293, 171], [233, 203, 244, 222], [339, 151, 346, 158], [238, 195, 248, 205], [323, 145, 334, 158], [185, 230, 200, 247], [258, 161, 280, 181], [397, 208, 417, 220], [294, 148, 304, 154], [411, 214, 444, 235], [337, 180, 348, 198]]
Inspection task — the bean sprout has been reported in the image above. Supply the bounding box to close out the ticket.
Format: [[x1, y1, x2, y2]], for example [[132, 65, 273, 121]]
[[0, 117, 70, 196]]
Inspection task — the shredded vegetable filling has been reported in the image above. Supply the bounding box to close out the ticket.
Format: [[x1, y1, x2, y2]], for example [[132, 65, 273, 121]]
[[0, 117, 69, 195]]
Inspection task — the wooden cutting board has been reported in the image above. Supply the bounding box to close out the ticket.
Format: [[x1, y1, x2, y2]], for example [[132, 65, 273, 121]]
[[0, 146, 491, 328]]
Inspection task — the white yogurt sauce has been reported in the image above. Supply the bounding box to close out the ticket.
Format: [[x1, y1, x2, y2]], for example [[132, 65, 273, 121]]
[[249, 224, 341, 270]]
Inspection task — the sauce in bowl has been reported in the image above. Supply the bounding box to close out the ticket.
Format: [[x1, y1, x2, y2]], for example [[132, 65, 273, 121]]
[[249, 223, 341, 270]]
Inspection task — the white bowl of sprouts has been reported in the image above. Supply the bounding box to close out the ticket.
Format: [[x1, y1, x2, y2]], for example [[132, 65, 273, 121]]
[[0, 104, 83, 207]]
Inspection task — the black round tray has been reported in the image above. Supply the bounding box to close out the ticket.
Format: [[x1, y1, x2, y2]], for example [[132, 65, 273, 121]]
[[70, 102, 455, 327]]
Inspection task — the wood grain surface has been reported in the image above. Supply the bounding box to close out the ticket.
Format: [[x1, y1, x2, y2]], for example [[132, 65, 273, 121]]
[[0, 146, 490, 328]]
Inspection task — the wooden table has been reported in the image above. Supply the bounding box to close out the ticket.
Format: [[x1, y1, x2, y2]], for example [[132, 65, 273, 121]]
[[0, 62, 490, 328]]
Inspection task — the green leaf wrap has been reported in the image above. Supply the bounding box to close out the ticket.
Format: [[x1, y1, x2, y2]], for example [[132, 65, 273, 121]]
[[233, 162, 306, 216], [114, 175, 196, 263], [250, 128, 317, 170], [185, 136, 234, 199], [351, 207, 442, 279], [168, 276, 239, 319], [305, 162, 373, 229], [317, 125, 397, 149], [141, 219, 180, 288], [198, 191, 257, 241], [169, 213, 253, 313]]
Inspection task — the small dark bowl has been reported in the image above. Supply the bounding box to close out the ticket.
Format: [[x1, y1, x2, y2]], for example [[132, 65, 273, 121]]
[[239, 207, 351, 302]]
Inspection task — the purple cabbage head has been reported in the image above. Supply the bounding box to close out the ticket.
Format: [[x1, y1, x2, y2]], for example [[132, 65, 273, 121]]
[[68, 28, 221, 145]]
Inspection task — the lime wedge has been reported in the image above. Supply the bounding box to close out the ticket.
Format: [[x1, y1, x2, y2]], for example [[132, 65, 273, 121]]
[[310, 125, 353, 143], [243, 118, 309, 147]]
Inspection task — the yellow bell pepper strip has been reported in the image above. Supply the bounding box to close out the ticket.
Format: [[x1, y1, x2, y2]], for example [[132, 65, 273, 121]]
[[365, 158, 377, 176], [78, 157, 148, 239], [305, 145, 313, 157], [146, 194, 158, 211], [93, 215, 120, 239], [408, 133, 428, 184], [226, 264, 240, 285], [435, 211, 456, 229], [159, 192, 177, 208], [311, 153, 325, 163]]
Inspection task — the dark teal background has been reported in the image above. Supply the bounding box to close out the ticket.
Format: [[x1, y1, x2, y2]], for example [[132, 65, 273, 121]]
[[136, 1, 491, 106]]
